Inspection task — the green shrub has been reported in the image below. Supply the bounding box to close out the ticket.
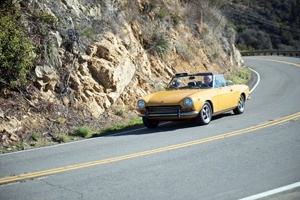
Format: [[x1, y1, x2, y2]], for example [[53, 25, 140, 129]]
[[0, 7, 35, 89], [226, 67, 251, 84], [127, 118, 142, 126], [157, 7, 168, 19], [98, 118, 143, 135], [171, 12, 181, 26], [31, 132, 41, 141], [154, 37, 169, 56], [55, 134, 70, 143], [38, 11, 58, 28], [73, 126, 92, 138], [115, 108, 125, 116], [234, 24, 248, 33], [15, 142, 26, 150], [113, 105, 127, 116], [56, 117, 66, 124]]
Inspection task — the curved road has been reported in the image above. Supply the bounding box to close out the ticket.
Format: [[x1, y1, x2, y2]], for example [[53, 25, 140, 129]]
[[0, 56, 299, 200]]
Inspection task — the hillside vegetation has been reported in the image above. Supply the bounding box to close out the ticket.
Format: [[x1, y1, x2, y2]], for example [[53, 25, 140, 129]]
[[0, 0, 247, 153], [223, 0, 300, 50]]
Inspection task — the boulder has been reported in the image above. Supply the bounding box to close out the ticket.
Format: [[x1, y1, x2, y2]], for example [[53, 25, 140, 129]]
[[34, 65, 58, 92]]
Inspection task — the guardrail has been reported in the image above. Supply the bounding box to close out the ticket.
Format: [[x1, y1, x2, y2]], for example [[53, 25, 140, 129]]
[[241, 50, 300, 57]]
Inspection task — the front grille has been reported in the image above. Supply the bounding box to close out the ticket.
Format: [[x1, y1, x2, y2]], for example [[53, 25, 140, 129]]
[[147, 106, 181, 115]]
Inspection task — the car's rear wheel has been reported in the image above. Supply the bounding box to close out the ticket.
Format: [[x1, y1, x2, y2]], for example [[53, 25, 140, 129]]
[[142, 117, 159, 129], [233, 94, 245, 114], [195, 102, 212, 125]]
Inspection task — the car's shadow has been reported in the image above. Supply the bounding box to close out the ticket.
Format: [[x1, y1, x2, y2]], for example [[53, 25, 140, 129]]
[[98, 112, 234, 137]]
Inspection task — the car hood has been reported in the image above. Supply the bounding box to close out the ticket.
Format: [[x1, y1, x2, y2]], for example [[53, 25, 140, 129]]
[[144, 89, 206, 105]]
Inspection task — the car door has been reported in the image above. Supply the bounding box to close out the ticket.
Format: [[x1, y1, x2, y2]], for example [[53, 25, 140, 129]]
[[214, 75, 236, 111]]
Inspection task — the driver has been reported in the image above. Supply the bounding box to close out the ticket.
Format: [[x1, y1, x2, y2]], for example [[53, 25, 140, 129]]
[[203, 75, 213, 87]]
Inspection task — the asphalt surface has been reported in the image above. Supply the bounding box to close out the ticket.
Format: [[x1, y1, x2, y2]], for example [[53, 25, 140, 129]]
[[0, 56, 299, 200]]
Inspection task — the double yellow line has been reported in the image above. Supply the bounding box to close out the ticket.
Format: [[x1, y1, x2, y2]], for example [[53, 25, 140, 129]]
[[1, 112, 299, 185]]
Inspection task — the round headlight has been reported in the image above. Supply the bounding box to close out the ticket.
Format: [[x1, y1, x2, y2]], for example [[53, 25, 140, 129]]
[[184, 97, 193, 107], [137, 99, 146, 109]]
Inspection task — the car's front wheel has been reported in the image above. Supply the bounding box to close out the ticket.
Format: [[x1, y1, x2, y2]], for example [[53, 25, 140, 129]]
[[142, 117, 159, 129], [233, 94, 245, 114], [195, 102, 212, 125]]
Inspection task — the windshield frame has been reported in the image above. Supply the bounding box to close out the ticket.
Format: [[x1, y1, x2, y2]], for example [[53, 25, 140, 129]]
[[167, 72, 216, 90]]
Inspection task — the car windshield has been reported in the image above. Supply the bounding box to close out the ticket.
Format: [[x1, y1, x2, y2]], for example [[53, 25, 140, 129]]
[[167, 73, 214, 90]]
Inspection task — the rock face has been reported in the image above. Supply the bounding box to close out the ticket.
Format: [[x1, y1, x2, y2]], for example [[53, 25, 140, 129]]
[[0, 0, 244, 146], [66, 34, 131, 117]]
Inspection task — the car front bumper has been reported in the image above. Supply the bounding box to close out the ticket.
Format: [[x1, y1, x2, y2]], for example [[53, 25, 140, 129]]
[[138, 111, 199, 119]]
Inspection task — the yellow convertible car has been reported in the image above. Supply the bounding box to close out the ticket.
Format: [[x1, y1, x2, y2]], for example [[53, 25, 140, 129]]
[[137, 72, 250, 128]]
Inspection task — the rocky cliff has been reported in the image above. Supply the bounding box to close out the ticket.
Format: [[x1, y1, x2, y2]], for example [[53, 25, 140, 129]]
[[0, 0, 244, 150]]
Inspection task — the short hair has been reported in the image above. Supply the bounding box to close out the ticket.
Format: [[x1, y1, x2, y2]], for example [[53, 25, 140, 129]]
[[204, 76, 212, 81]]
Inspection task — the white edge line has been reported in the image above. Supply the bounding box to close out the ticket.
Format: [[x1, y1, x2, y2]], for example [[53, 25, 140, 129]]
[[248, 67, 260, 94], [0, 122, 176, 156], [239, 182, 300, 200]]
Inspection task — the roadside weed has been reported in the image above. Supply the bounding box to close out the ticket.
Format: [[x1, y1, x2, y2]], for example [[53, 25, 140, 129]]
[[73, 126, 92, 138], [31, 132, 41, 141], [55, 134, 70, 143]]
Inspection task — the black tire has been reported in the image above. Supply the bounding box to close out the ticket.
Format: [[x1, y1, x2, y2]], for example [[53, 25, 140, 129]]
[[142, 117, 159, 129], [195, 102, 212, 125], [233, 94, 245, 114]]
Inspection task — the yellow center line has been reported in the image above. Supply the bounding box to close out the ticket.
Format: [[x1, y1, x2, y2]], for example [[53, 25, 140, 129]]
[[1, 112, 300, 185], [246, 57, 300, 68]]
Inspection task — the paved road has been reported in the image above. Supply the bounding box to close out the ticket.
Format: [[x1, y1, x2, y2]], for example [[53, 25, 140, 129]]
[[0, 56, 299, 200]]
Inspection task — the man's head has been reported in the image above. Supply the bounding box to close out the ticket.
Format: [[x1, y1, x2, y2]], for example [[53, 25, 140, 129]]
[[204, 75, 212, 85]]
